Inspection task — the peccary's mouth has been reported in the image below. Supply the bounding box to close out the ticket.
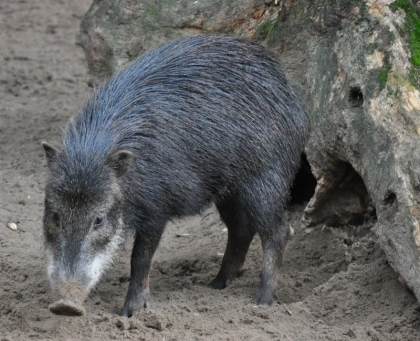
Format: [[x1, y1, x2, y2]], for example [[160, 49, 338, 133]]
[[49, 298, 86, 316]]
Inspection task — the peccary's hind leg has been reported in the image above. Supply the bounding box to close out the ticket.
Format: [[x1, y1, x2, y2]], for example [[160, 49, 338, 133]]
[[254, 214, 289, 306], [209, 198, 255, 289], [242, 169, 291, 305]]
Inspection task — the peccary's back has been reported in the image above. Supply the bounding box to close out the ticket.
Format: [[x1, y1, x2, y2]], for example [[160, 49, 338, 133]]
[[64, 35, 309, 213]]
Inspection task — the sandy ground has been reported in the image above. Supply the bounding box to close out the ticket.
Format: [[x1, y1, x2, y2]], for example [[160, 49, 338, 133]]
[[1, 0, 420, 340]]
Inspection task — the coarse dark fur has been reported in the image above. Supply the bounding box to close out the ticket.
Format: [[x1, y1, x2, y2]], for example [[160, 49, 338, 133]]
[[43, 35, 310, 317]]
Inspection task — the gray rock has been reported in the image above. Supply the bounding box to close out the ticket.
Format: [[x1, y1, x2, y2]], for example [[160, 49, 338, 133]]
[[267, 0, 420, 301], [76, 0, 268, 86]]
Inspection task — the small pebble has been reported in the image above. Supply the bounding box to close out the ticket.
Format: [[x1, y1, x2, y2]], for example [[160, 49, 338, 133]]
[[289, 225, 295, 236], [7, 222, 18, 231]]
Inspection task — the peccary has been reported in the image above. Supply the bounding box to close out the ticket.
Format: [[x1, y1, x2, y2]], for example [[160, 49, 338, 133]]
[[42, 35, 310, 317]]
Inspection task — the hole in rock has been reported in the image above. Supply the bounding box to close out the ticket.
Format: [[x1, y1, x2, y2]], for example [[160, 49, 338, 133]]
[[383, 191, 398, 219], [348, 86, 364, 107], [307, 161, 377, 226]]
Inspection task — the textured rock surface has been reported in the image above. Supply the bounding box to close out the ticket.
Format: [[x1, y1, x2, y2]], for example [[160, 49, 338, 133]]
[[76, 0, 420, 302], [267, 0, 420, 300], [76, 0, 270, 85]]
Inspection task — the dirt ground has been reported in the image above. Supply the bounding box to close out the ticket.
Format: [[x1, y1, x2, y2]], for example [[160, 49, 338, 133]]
[[1, 0, 420, 340]]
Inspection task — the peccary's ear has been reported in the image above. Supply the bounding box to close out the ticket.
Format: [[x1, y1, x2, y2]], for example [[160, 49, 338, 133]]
[[108, 150, 134, 178], [41, 141, 59, 169]]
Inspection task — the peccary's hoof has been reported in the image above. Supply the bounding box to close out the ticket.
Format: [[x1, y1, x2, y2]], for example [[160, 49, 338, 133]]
[[208, 277, 231, 289], [49, 299, 86, 316], [253, 289, 274, 306], [120, 298, 150, 317]]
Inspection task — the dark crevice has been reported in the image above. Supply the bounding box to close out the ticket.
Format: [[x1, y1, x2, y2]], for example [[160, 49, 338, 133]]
[[289, 153, 317, 206], [348, 86, 364, 107], [383, 191, 398, 220]]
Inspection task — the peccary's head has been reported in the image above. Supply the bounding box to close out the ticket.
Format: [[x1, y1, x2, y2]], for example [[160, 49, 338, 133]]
[[41, 141, 132, 316]]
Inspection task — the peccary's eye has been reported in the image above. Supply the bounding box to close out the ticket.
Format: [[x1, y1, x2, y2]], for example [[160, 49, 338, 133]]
[[52, 212, 60, 224], [93, 217, 105, 229]]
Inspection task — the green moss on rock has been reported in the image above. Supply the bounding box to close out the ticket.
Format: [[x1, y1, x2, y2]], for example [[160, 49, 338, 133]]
[[146, 7, 160, 27], [378, 65, 391, 90], [256, 18, 278, 41], [256, 20, 271, 40], [390, 0, 420, 68]]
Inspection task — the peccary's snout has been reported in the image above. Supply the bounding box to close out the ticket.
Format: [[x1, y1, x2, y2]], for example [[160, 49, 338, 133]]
[[49, 299, 86, 316], [49, 280, 87, 316]]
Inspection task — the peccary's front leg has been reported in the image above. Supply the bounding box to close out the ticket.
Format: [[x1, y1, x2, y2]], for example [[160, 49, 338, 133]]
[[121, 225, 164, 317]]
